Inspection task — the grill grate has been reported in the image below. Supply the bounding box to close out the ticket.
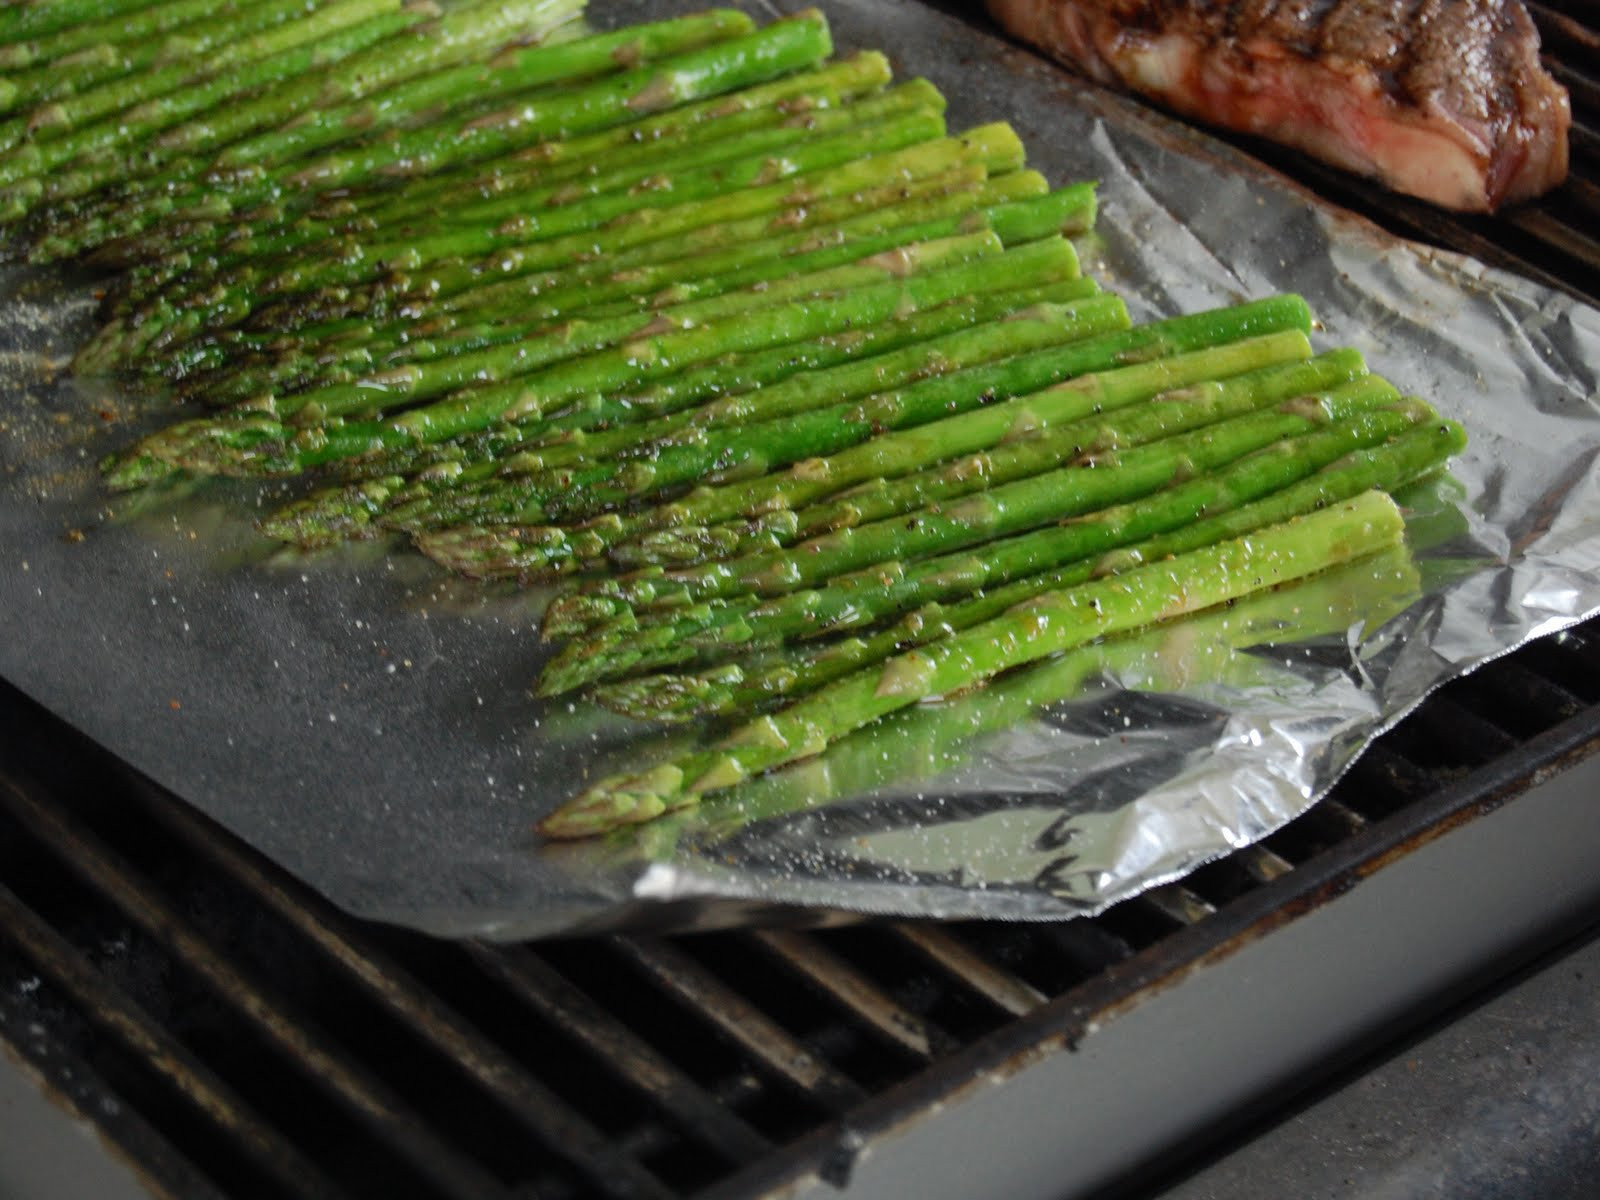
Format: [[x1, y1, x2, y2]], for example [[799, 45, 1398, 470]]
[[4, 626, 1600, 1198], [4, 4, 1600, 1197]]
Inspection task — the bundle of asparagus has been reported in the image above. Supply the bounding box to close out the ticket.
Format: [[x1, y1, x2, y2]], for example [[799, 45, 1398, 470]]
[[0, 2, 1468, 842]]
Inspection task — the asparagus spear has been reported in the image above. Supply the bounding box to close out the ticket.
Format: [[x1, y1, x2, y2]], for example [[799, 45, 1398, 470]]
[[531, 393, 1426, 694], [210, 9, 760, 172], [248, 227, 998, 427], [110, 234, 1078, 484], [597, 331, 1339, 568], [249, 113, 994, 305], [345, 52, 894, 226], [0, 0, 275, 72], [0, 0, 340, 114], [169, 163, 1041, 405], [0, 0, 174, 57], [35, 52, 895, 267], [596, 414, 1465, 722], [85, 106, 1008, 366], [403, 244, 1100, 482], [27, 0, 622, 213], [539, 490, 1410, 837], [668, 546, 1424, 843], [62, 55, 902, 324], [260, 279, 1105, 548], [112, 185, 1065, 496], [135, 0, 589, 167], [169, 103, 952, 359], [276, 10, 837, 195], [404, 294, 1313, 569], [323, 127, 997, 315], [159, 76, 942, 311], [184, 163, 1053, 408], [391, 292, 1131, 532], [0, 0, 409, 186]]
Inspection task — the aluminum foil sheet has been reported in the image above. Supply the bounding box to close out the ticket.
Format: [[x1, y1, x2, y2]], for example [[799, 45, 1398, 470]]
[[1, 0, 1598, 940]]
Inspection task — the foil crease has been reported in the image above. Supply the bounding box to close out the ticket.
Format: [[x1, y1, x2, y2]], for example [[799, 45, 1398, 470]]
[[1, 0, 1598, 939]]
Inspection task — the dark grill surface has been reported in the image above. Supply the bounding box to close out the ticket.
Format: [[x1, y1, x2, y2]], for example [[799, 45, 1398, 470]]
[[4, 621, 1600, 1199], [3, 3, 1600, 1198]]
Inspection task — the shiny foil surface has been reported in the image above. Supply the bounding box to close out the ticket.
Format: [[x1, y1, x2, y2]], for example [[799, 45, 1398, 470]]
[[1, 0, 1597, 938]]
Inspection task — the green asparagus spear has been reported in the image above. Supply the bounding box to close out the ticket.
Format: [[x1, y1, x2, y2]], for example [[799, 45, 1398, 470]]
[[392, 293, 1131, 532], [255, 112, 989, 303], [110, 233, 1077, 484], [597, 414, 1465, 721], [86, 103, 1007, 364], [202, 104, 952, 353], [659, 546, 1424, 840], [327, 130, 992, 314], [37, 52, 895, 268], [260, 278, 1104, 548], [531, 392, 1425, 694], [406, 294, 1311, 559], [144, 0, 590, 162], [211, 9, 760, 172], [0, 0, 278, 72], [169, 162, 1039, 407], [0, 0, 177, 57], [159, 77, 942, 315], [0, 0, 347, 115], [262, 228, 995, 428], [185, 161, 1050, 408], [539, 490, 1410, 837], [278, 10, 837, 195], [25, 1, 526, 209], [0, 0, 408, 184], [580, 331, 1338, 566]]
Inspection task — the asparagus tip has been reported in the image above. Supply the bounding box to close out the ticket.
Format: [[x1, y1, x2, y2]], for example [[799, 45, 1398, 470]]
[[538, 765, 682, 839]]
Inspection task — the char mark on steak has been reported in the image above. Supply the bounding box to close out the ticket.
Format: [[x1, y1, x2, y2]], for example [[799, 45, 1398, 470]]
[[987, 0, 1571, 212]]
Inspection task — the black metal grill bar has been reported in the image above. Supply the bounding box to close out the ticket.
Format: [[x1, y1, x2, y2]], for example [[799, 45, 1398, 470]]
[[1531, 3, 1600, 57], [466, 943, 774, 1166], [608, 936, 869, 1115], [1230, 843, 1295, 886], [0, 878, 343, 1200], [1508, 206, 1600, 268], [748, 930, 946, 1062], [0, 777, 515, 1200], [0, 990, 232, 1200], [123, 773, 677, 1200], [1139, 885, 1219, 928], [887, 924, 1047, 1018]]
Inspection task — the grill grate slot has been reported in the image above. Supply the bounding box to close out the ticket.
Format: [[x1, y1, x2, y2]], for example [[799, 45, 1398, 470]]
[[767, 925, 1024, 1044], [608, 935, 868, 1118], [0, 879, 343, 1200], [1449, 659, 1589, 736], [887, 923, 1048, 1018], [932, 920, 1136, 1000], [466, 942, 773, 1180], [0, 774, 515, 1200], [1140, 885, 1220, 927], [1530, 3, 1600, 57], [122, 770, 677, 1200], [748, 930, 950, 1064]]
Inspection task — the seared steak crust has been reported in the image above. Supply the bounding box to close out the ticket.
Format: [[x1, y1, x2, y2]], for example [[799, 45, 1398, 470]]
[[988, 0, 1571, 211]]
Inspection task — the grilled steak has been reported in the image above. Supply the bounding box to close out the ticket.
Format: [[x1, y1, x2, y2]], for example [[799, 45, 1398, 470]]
[[986, 0, 1571, 211]]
